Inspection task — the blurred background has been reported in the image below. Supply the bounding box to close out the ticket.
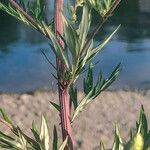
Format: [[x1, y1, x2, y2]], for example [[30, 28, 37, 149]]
[[0, 0, 150, 92]]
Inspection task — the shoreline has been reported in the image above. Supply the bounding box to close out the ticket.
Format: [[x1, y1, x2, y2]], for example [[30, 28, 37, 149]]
[[0, 86, 150, 94], [0, 89, 150, 149]]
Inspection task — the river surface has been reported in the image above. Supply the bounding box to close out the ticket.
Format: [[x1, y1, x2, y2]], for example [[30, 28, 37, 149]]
[[0, 0, 150, 92]]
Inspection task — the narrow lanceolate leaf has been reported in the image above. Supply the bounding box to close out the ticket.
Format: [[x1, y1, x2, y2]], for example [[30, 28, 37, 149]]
[[31, 121, 40, 143], [0, 137, 19, 149], [76, 26, 120, 78], [32, 0, 45, 21], [70, 86, 78, 110], [71, 90, 93, 122], [40, 115, 50, 150], [83, 62, 94, 95], [15, 130, 28, 149], [79, 4, 91, 51], [35, 0, 42, 19], [0, 127, 32, 150], [50, 101, 60, 112], [0, 131, 15, 141], [42, 22, 70, 69], [72, 63, 121, 122], [100, 141, 105, 150], [62, 15, 79, 61], [75, 39, 93, 76], [137, 105, 148, 138], [59, 136, 68, 150], [112, 124, 124, 150], [0, 108, 13, 125], [53, 126, 58, 150], [100, 63, 122, 91], [0, 132, 17, 149], [88, 25, 121, 60]]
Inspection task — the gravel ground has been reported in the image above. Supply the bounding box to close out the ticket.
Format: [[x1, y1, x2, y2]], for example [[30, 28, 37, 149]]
[[0, 90, 150, 149]]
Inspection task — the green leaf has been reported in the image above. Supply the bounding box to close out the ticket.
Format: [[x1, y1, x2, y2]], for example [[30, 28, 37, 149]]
[[12, 126, 37, 149], [112, 124, 124, 150], [0, 131, 15, 142], [0, 137, 19, 149], [71, 90, 93, 122], [75, 26, 120, 80], [79, 4, 91, 50], [100, 141, 105, 150], [70, 85, 78, 110], [87, 0, 114, 16], [42, 22, 70, 69], [0, 132, 16, 149], [18, 0, 26, 11], [83, 62, 94, 95], [72, 63, 121, 122], [62, 15, 79, 62], [33, 0, 45, 20], [137, 105, 148, 138], [0, 127, 33, 150], [59, 136, 68, 150], [50, 101, 60, 112], [89, 25, 121, 60], [15, 129, 28, 149], [0, 108, 13, 125], [75, 39, 94, 76], [53, 126, 58, 150], [100, 63, 122, 91], [35, 0, 41, 19], [31, 121, 40, 142], [40, 115, 50, 150]]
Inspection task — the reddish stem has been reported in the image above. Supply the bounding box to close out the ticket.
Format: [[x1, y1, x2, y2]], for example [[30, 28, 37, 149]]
[[0, 116, 13, 130], [0, 116, 36, 144], [54, 0, 73, 149], [9, 0, 36, 25]]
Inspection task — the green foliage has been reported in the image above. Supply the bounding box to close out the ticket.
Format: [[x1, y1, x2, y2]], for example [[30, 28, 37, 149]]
[[0, 106, 150, 150], [0, 108, 13, 125], [87, 0, 115, 16], [52, 126, 58, 150], [31, 0, 46, 21], [50, 101, 60, 112], [112, 124, 124, 150], [0, 109, 68, 150], [70, 85, 78, 110], [100, 106, 150, 150], [71, 63, 121, 122]]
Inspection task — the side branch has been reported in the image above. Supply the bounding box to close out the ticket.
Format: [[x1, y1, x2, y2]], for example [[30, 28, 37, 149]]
[[9, 0, 36, 26], [0, 116, 13, 130], [0, 116, 36, 145]]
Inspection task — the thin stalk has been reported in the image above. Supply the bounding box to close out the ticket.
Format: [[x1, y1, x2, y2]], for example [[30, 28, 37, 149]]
[[9, 0, 36, 26], [0, 116, 36, 145], [54, 0, 73, 149], [0, 116, 13, 130], [8, 0, 51, 38]]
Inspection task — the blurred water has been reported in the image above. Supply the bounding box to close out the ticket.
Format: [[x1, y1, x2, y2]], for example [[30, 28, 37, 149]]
[[0, 0, 150, 92]]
